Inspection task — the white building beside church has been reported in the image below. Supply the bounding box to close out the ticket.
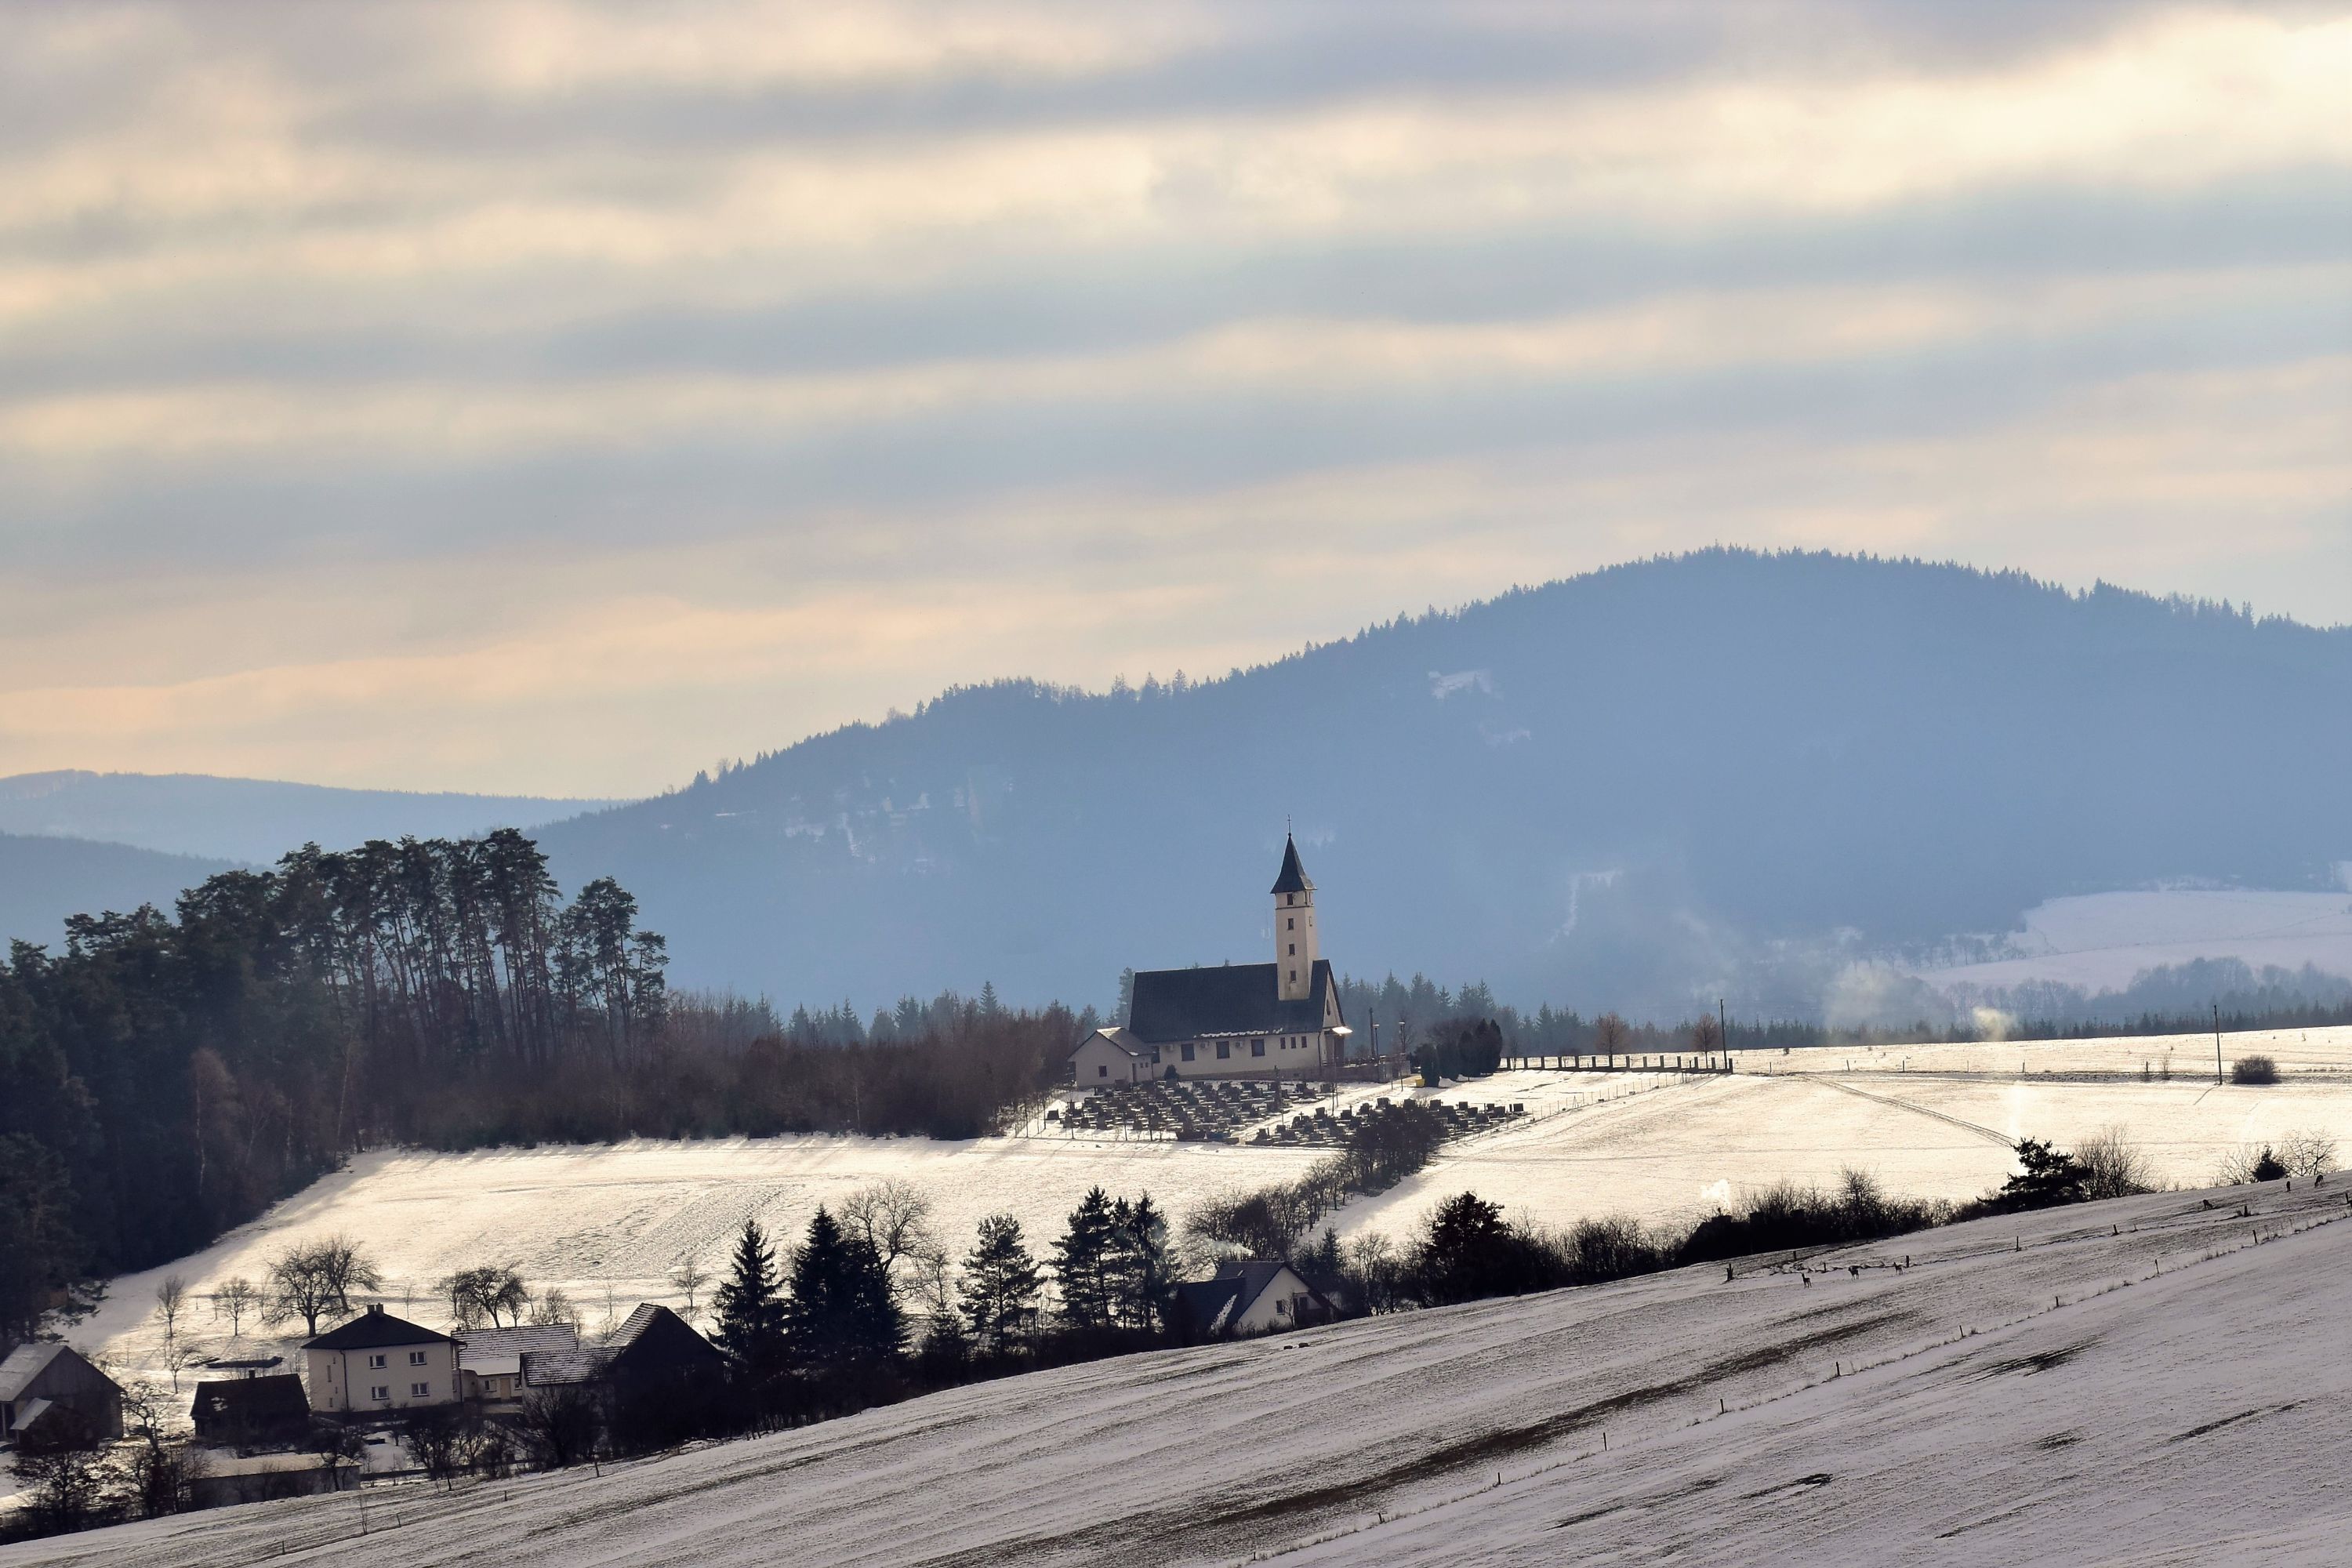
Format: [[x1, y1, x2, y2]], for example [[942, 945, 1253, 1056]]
[[1068, 835, 1350, 1083]]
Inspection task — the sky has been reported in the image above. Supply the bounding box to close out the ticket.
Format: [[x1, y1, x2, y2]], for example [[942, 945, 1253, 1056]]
[[3, 0, 2347, 798]]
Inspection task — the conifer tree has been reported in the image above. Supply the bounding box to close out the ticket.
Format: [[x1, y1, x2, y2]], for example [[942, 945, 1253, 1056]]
[[1051, 1186, 1120, 1330], [784, 1206, 902, 1371], [960, 1213, 1040, 1356], [710, 1218, 787, 1376], [1109, 1193, 1174, 1334]]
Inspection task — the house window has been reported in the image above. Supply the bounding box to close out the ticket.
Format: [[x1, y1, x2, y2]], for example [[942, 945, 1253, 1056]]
[[411, 1381, 430, 1398], [1251, 1039, 1265, 1056], [370, 1385, 390, 1402], [409, 1351, 428, 1366], [1098, 1063, 1108, 1076], [1181, 1042, 1195, 1062], [368, 1354, 387, 1369], [1216, 1041, 1230, 1059]]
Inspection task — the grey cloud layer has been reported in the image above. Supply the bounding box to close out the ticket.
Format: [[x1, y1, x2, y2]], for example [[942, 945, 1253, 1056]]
[[1, 0, 2346, 791]]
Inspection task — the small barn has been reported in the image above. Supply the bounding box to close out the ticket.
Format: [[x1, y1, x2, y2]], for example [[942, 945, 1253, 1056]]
[[1171, 1261, 1329, 1342], [191, 1373, 311, 1446], [0, 1342, 124, 1446]]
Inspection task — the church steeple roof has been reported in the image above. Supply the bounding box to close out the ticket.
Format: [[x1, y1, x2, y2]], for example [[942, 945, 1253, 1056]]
[[1269, 833, 1312, 895]]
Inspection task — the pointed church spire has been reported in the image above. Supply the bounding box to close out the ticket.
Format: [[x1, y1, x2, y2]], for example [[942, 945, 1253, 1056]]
[[1270, 833, 1312, 895]]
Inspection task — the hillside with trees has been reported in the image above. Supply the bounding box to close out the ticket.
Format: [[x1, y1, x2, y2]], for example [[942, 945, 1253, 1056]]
[[534, 550, 2352, 1020]]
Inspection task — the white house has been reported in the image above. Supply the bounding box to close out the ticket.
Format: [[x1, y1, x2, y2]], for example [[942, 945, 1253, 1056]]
[[1172, 1261, 1330, 1339], [303, 1305, 459, 1414], [1070, 836, 1350, 1083]]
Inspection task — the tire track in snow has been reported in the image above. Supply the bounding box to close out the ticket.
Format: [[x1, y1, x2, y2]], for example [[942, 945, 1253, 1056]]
[[1806, 1076, 2015, 1149]]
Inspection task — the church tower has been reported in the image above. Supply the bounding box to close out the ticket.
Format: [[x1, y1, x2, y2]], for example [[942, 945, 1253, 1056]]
[[1271, 833, 1318, 1000]]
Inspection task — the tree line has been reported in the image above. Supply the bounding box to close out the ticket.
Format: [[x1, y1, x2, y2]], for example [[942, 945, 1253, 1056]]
[[0, 831, 1082, 1348]]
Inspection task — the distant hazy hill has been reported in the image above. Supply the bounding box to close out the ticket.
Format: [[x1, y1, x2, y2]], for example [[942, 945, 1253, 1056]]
[[0, 832, 238, 951], [0, 771, 617, 866], [535, 550, 2352, 1019]]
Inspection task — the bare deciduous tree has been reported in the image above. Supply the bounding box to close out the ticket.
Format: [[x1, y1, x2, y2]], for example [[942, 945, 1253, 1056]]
[[2074, 1124, 2156, 1200], [666, 1254, 710, 1321], [1592, 1013, 1628, 1058], [210, 1276, 258, 1338], [529, 1286, 581, 1331], [264, 1237, 383, 1335], [442, 1265, 530, 1330], [840, 1178, 942, 1286], [2281, 1127, 2339, 1181]]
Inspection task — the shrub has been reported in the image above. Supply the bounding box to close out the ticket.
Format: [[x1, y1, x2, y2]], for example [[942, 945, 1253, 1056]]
[[2074, 1125, 2157, 1200], [2230, 1055, 2281, 1085], [2219, 1143, 2289, 1184]]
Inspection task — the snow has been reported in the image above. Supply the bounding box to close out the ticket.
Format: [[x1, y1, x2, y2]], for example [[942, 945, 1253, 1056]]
[[1915, 889, 2352, 994], [56, 1026, 2352, 1410], [7, 1174, 2350, 1566]]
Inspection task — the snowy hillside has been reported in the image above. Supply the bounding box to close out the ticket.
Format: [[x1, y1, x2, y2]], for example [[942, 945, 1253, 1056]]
[[1916, 889, 2352, 995], [59, 1026, 2352, 1405], [10, 1174, 2350, 1566]]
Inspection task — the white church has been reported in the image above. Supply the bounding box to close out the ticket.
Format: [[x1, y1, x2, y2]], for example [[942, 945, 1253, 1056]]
[[1067, 834, 1351, 1084]]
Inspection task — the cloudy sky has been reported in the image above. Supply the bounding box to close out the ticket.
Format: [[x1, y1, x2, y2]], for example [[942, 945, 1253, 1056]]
[[4, 1, 2347, 797]]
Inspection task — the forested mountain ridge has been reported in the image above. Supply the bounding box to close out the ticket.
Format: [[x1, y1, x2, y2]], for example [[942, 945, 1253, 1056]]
[[0, 771, 615, 867], [535, 550, 2352, 1020]]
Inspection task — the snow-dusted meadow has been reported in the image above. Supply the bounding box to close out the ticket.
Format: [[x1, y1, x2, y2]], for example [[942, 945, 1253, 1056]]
[[57, 1025, 2352, 1407], [10, 1168, 2350, 1565]]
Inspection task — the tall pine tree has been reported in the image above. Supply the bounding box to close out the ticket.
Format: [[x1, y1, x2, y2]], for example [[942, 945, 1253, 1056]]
[[959, 1213, 1040, 1357], [1109, 1193, 1174, 1334], [710, 1218, 787, 1376], [1050, 1186, 1120, 1330]]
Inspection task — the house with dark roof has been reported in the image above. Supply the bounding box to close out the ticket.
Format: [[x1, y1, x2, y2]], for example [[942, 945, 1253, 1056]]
[[521, 1305, 724, 1399], [1171, 1261, 1330, 1341], [0, 1342, 123, 1446], [1069, 835, 1350, 1084], [191, 1372, 311, 1445], [302, 1305, 459, 1415]]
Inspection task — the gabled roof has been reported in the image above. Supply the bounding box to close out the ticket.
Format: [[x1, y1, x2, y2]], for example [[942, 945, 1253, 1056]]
[[0, 1342, 70, 1403], [1127, 960, 1340, 1044], [456, 1324, 578, 1377], [608, 1303, 670, 1352], [521, 1345, 613, 1387], [1270, 834, 1313, 895], [1068, 1026, 1147, 1062], [303, 1305, 452, 1351], [191, 1374, 309, 1425]]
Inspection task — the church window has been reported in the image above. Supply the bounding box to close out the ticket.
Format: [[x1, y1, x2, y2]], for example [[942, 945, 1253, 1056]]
[[1289, 969, 1297, 984], [1287, 917, 1294, 930], [1216, 1040, 1230, 1059], [1287, 943, 1295, 956], [1251, 1039, 1265, 1056], [1181, 1042, 1195, 1062]]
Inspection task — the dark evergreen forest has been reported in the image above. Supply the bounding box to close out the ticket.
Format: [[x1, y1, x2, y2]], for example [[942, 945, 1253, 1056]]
[[532, 550, 2352, 1019]]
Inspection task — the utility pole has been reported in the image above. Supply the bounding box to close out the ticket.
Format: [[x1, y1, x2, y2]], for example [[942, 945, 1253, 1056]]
[[1719, 997, 1730, 1069], [2214, 1001, 2223, 1085]]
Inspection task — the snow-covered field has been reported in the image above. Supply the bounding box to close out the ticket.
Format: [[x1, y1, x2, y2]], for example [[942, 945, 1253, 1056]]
[[10, 1174, 2350, 1566], [56, 1026, 2352, 1408], [1915, 888, 2352, 993]]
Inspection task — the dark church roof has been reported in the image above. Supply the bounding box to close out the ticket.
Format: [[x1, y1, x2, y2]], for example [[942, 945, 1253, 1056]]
[[1127, 960, 1338, 1043], [1270, 835, 1313, 895]]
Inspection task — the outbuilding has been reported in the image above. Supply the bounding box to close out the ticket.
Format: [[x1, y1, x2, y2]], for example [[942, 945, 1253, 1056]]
[[0, 1342, 124, 1446]]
